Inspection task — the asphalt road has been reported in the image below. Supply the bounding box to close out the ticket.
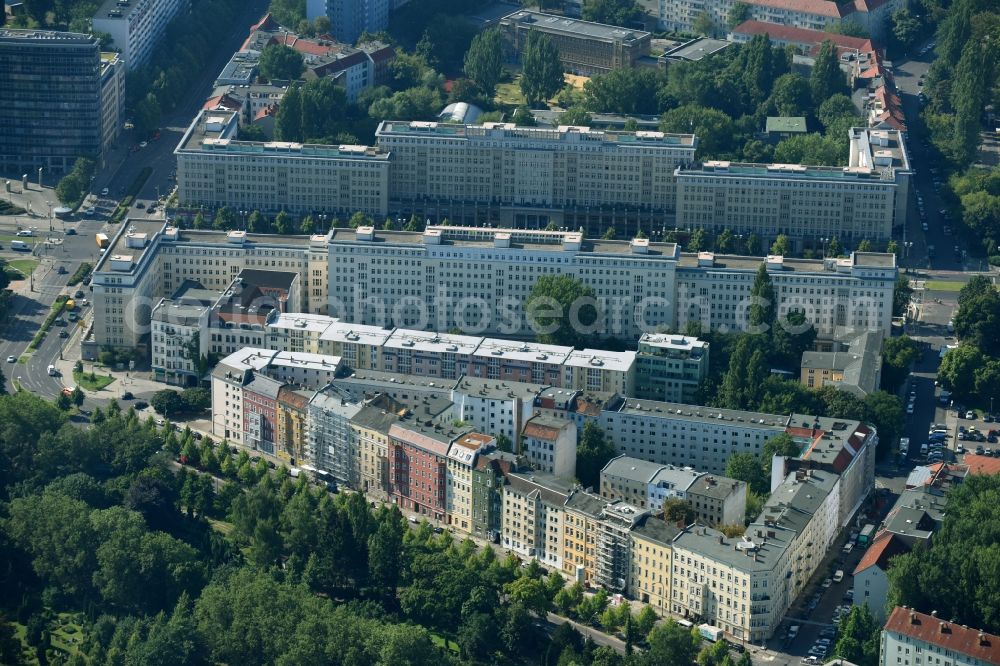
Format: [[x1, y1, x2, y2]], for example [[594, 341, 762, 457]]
[[98, 0, 271, 209]]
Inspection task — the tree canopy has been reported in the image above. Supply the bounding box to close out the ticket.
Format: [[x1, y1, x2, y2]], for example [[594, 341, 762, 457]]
[[258, 43, 305, 82], [520, 31, 564, 107]]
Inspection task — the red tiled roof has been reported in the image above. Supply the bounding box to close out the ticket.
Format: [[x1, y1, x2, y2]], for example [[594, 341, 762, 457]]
[[523, 422, 561, 441], [853, 531, 909, 575], [884, 607, 1000, 665], [744, 0, 852, 19], [963, 454, 1000, 476], [732, 20, 872, 51]]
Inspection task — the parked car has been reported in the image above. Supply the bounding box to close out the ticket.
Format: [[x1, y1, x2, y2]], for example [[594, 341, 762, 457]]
[[976, 446, 986, 455], [58, 330, 69, 338], [133, 400, 148, 410], [121, 391, 134, 400], [966, 411, 977, 419]]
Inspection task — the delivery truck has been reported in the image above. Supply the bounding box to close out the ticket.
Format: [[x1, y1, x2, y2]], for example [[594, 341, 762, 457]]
[[96, 233, 109, 249], [699, 624, 724, 643]]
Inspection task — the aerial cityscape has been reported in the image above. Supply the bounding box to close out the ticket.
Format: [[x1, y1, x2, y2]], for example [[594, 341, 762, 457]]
[[0, 0, 997, 663]]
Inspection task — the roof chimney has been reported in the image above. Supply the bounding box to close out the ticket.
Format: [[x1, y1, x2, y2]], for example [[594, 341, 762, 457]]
[[910, 612, 917, 624]]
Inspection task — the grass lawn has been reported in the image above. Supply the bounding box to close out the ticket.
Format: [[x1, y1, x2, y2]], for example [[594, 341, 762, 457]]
[[430, 633, 459, 653], [48, 612, 84, 658], [495, 78, 526, 107], [6, 258, 39, 279], [73, 369, 115, 391], [924, 280, 965, 292], [207, 517, 235, 535]]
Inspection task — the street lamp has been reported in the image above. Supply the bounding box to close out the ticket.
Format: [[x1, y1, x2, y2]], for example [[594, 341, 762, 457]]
[[45, 200, 52, 231], [239, 209, 248, 230]]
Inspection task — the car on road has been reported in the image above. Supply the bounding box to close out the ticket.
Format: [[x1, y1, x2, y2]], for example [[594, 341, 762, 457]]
[[135, 201, 144, 208], [921, 222, 929, 232], [58, 330, 68, 338], [16, 229, 33, 237], [122, 392, 133, 400], [74, 290, 84, 298], [907, 403, 915, 415], [101, 187, 109, 196], [966, 411, 977, 419], [957, 444, 966, 454], [65, 227, 76, 235], [139, 141, 148, 148], [57, 266, 67, 274], [5, 356, 14, 363], [822, 578, 832, 588]]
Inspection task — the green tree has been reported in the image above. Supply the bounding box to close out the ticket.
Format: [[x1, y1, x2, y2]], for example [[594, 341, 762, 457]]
[[893, 274, 913, 318], [259, 43, 304, 82], [660, 104, 734, 157], [583, 0, 640, 25], [748, 263, 775, 332], [561, 106, 593, 126], [576, 421, 616, 489], [246, 210, 267, 234], [714, 228, 735, 253], [71, 385, 84, 407], [662, 498, 695, 523], [890, 8, 922, 53], [727, 1, 751, 28], [526, 274, 598, 347], [762, 432, 800, 472], [192, 210, 206, 229], [273, 210, 291, 235], [938, 344, 985, 398], [767, 73, 812, 117], [726, 452, 768, 495], [464, 29, 503, 97], [774, 132, 845, 166], [881, 335, 920, 391], [512, 106, 537, 126], [57, 392, 72, 410], [274, 83, 303, 142], [811, 40, 849, 104], [520, 31, 564, 107], [770, 234, 792, 256], [693, 11, 716, 36], [641, 620, 702, 666], [688, 227, 708, 252], [833, 604, 881, 666]]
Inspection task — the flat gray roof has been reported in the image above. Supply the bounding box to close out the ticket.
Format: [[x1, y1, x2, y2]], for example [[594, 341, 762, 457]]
[[455, 377, 549, 400], [663, 38, 731, 61], [602, 455, 666, 484], [501, 10, 650, 43], [610, 397, 790, 429]]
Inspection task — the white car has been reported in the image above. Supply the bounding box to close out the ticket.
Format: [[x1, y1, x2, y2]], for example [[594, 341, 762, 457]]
[[16, 229, 33, 237], [822, 578, 833, 588], [100, 187, 109, 196], [5, 356, 14, 363]]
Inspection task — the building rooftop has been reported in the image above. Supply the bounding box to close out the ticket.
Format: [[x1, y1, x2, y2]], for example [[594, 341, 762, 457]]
[[179, 109, 389, 159], [217, 348, 278, 374], [350, 404, 403, 433], [267, 312, 336, 335], [454, 377, 549, 401], [731, 20, 873, 54], [631, 514, 682, 546], [687, 474, 745, 500], [383, 328, 483, 355], [166, 228, 317, 248], [151, 297, 210, 327], [565, 488, 608, 517], [506, 470, 574, 506], [675, 250, 896, 274], [766, 116, 808, 134], [850, 127, 911, 171], [787, 415, 869, 469], [377, 119, 695, 147], [338, 369, 460, 392], [390, 421, 471, 456], [638, 333, 707, 356], [649, 465, 703, 492], [853, 531, 909, 575], [500, 9, 650, 43], [759, 468, 838, 533], [269, 350, 342, 374], [522, 414, 573, 440], [0, 28, 96, 43], [244, 372, 284, 400], [677, 160, 896, 182], [662, 37, 731, 62], [215, 50, 259, 85], [602, 455, 668, 484], [884, 607, 1000, 665], [473, 337, 572, 365], [674, 522, 790, 573], [448, 433, 492, 465], [318, 320, 394, 348], [93, 0, 147, 20], [610, 396, 791, 429], [564, 349, 636, 373], [94, 219, 166, 275], [328, 225, 684, 258]]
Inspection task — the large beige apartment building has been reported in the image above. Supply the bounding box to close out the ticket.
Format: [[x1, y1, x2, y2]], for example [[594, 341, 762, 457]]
[[375, 121, 696, 235], [90, 221, 896, 354], [674, 128, 910, 252], [175, 109, 390, 216], [498, 10, 651, 76]]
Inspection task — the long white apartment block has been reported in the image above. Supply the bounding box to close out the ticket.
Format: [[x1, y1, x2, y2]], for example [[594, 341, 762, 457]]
[[92, 0, 189, 70], [175, 109, 391, 216], [375, 120, 696, 230], [675, 130, 910, 251], [89, 221, 896, 355]]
